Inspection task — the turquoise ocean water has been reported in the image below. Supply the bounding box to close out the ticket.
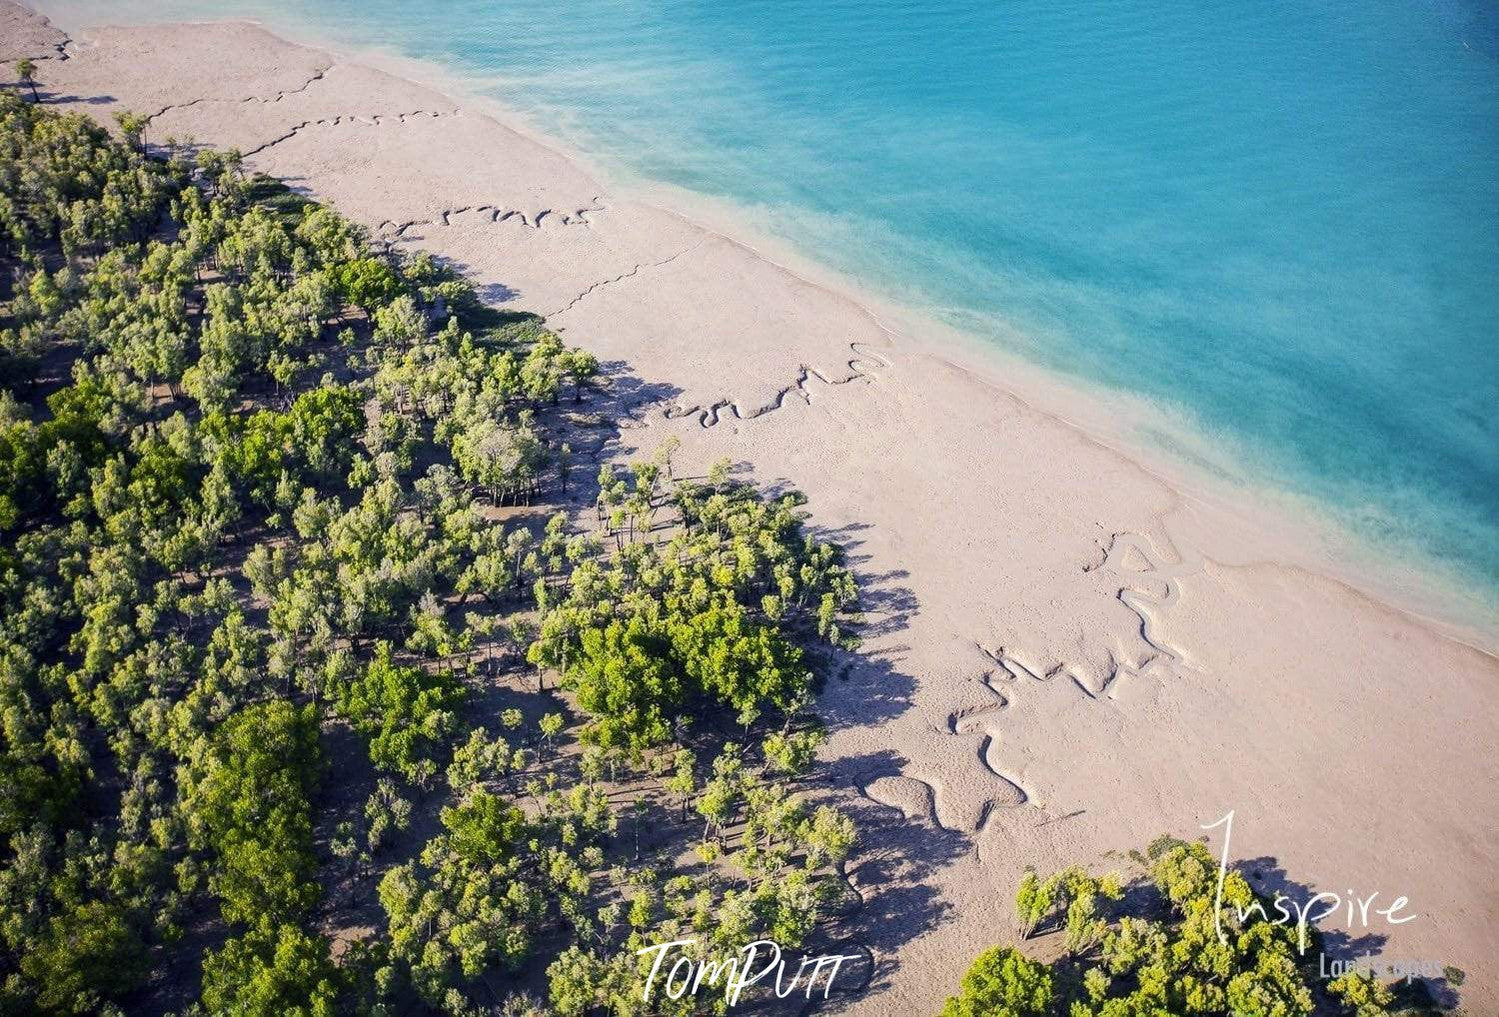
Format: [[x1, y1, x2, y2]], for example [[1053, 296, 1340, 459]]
[[46, 1, 1499, 606]]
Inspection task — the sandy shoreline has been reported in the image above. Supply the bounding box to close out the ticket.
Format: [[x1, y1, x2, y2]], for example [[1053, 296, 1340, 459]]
[[8, 2, 1498, 1011], [22, 0, 1496, 651]]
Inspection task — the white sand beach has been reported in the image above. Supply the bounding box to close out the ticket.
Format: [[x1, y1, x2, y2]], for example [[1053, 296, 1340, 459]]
[[7, 2, 1497, 1010]]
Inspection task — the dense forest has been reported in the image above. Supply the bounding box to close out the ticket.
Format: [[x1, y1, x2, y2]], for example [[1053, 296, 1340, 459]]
[[0, 89, 865, 1015]]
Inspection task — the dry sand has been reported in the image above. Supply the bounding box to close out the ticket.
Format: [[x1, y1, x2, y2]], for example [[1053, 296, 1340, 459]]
[[7, 2, 1498, 1011]]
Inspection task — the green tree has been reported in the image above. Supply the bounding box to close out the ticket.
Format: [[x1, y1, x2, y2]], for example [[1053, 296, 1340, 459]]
[[200, 923, 342, 1017], [338, 642, 464, 783], [940, 946, 1053, 1017], [181, 700, 323, 928], [1328, 971, 1397, 1017], [338, 259, 401, 318], [14, 59, 38, 102], [378, 790, 543, 1004], [112, 110, 148, 152], [566, 617, 683, 750], [20, 900, 148, 1016]]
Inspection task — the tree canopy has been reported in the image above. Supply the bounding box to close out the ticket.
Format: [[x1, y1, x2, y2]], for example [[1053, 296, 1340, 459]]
[[945, 837, 1454, 1017]]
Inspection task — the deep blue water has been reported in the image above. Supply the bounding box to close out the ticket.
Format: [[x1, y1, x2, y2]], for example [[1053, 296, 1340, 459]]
[[50, 1, 1499, 598]]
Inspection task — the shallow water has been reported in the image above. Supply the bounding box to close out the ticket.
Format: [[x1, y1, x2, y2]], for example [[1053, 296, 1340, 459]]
[[46, 0, 1499, 597]]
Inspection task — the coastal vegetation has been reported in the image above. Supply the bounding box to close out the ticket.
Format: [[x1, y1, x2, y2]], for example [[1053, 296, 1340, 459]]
[[943, 836, 1457, 1017], [3, 74, 1464, 1017], [0, 90, 862, 1015]]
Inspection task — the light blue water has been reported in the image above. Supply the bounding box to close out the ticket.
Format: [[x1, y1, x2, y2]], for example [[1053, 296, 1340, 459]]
[[51, 1, 1499, 600]]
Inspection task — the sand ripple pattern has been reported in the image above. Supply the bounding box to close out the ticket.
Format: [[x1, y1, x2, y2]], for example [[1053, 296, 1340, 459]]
[[663, 342, 892, 429], [920, 530, 1205, 842], [1096, 529, 1199, 675], [244, 110, 451, 157], [142, 67, 332, 125], [379, 197, 607, 242]]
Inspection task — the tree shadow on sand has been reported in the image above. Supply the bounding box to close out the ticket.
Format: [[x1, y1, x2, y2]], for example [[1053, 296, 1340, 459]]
[[549, 359, 686, 508], [801, 749, 971, 1008], [390, 250, 523, 308], [714, 486, 921, 735], [1085, 851, 1461, 1013], [1234, 854, 1389, 959], [34, 88, 117, 106], [814, 644, 916, 736], [1234, 854, 1462, 1010]]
